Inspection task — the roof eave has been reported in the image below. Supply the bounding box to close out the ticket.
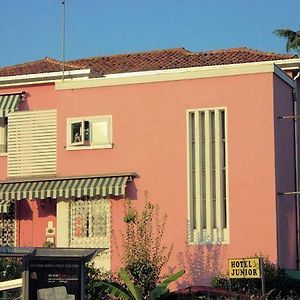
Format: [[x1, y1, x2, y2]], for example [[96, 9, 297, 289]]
[[274, 58, 300, 70], [0, 69, 92, 87], [56, 60, 297, 90]]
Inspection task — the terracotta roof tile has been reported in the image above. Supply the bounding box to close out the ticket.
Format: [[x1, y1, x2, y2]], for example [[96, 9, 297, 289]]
[[69, 47, 297, 75], [0, 47, 297, 78], [0, 57, 84, 77]]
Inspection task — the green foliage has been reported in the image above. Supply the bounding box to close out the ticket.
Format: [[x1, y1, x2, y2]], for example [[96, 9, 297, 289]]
[[0, 257, 22, 281], [42, 240, 55, 248], [121, 195, 173, 297], [119, 268, 143, 300], [211, 255, 300, 298], [0, 257, 22, 300], [98, 281, 134, 300], [148, 270, 185, 300], [99, 268, 185, 300], [273, 29, 300, 53], [86, 262, 121, 300]]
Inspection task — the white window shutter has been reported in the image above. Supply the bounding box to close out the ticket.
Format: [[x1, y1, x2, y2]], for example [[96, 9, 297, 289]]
[[8, 110, 57, 177]]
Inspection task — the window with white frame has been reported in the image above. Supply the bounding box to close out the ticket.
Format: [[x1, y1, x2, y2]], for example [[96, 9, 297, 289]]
[[67, 115, 112, 149], [69, 198, 109, 248], [0, 118, 7, 153], [187, 108, 228, 244]]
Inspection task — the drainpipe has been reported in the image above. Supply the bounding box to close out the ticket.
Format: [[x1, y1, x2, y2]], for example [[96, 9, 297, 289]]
[[293, 70, 300, 269]]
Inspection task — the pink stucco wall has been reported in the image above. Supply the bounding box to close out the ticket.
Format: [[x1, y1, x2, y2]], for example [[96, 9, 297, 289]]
[[0, 70, 293, 285], [16, 199, 56, 247], [55, 72, 278, 284]]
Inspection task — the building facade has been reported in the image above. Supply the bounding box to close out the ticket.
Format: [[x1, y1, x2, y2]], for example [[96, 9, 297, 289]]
[[0, 47, 299, 285]]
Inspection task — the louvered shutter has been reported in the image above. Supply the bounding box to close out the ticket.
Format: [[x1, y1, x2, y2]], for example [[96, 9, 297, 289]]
[[8, 110, 57, 177]]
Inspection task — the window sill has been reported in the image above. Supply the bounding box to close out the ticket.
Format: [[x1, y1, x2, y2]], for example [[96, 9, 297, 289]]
[[188, 240, 230, 245], [188, 228, 229, 245], [66, 144, 113, 151], [0, 153, 7, 157]]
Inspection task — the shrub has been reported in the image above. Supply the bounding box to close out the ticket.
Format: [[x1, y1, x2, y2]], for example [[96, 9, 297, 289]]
[[99, 268, 185, 300], [0, 257, 22, 281], [85, 262, 120, 300], [119, 194, 173, 297], [0, 257, 22, 299]]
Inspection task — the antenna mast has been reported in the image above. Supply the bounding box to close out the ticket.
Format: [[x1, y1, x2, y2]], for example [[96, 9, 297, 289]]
[[61, 0, 66, 81]]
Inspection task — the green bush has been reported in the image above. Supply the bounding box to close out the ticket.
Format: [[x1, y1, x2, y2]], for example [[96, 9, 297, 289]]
[[0, 257, 22, 300], [85, 262, 120, 300], [0, 257, 22, 281], [99, 268, 185, 300], [125, 259, 159, 296]]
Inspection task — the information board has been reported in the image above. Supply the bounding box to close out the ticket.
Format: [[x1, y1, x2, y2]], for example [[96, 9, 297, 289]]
[[29, 259, 81, 300], [228, 257, 260, 278]]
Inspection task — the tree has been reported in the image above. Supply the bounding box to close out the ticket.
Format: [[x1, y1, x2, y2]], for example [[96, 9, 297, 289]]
[[118, 195, 174, 297], [273, 29, 300, 53]]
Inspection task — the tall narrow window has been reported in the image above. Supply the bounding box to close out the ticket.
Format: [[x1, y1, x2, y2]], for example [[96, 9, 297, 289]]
[[188, 108, 228, 243]]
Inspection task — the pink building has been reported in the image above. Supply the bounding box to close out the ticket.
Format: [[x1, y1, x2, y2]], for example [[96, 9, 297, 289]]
[[0, 47, 299, 285]]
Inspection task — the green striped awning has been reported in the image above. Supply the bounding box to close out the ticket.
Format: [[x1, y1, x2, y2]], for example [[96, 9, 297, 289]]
[[0, 175, 134, 201], [0, 93, 22, 117]]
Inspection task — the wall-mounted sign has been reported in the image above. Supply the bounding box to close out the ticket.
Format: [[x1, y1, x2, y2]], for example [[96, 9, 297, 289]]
[[0, 247, 35, 257], [228, 257, 260, 278]]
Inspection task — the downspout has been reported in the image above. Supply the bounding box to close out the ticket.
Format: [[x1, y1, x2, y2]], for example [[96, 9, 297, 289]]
[[293, 70, 300, 269]]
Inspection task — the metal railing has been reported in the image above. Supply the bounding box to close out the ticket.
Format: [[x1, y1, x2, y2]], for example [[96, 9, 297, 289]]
[[0, 279, 22, 300]]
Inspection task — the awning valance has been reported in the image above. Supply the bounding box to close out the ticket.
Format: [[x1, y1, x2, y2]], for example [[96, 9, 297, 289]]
[[0, 174, 135, 201], [0, 93, 23, 117]]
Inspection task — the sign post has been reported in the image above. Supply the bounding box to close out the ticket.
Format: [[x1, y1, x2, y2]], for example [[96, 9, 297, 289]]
[[260, 257, 266, 297], [228, 257, 265, 296]]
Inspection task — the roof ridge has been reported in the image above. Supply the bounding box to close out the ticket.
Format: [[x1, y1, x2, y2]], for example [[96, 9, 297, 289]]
[[198, 47, 296, 58], [0, 58, 49, 71], [0, 57, 88, 73], [44, 57, 87, 69], [69, 47, 190, 62]]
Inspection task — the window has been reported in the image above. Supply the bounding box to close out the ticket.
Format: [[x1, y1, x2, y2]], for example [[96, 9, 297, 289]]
[[187, 108, 228, 244], [69, 198, 109, 248], [67, 115, 112, 150], [0, 203, 15, 246], [0, 118, 7, 154]]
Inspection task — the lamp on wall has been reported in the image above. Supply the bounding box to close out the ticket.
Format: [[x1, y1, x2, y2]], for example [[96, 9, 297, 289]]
[[20, 91, 27, 101]]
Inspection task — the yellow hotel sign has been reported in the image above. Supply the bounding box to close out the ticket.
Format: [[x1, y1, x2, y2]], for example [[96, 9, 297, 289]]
[[228, 258, 260, 278]]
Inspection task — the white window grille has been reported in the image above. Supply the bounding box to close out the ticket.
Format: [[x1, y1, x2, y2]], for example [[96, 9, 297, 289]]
[[0, 203, 15, 247], [69, 198, 109, 248], [187, 108, 229, 244]]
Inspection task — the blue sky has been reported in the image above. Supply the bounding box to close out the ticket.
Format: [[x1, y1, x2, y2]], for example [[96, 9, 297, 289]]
[[0, 0, 298, 67]]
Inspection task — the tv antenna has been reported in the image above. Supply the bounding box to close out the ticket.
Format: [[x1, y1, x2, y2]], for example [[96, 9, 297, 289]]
[[61, 0, 66, 81]]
